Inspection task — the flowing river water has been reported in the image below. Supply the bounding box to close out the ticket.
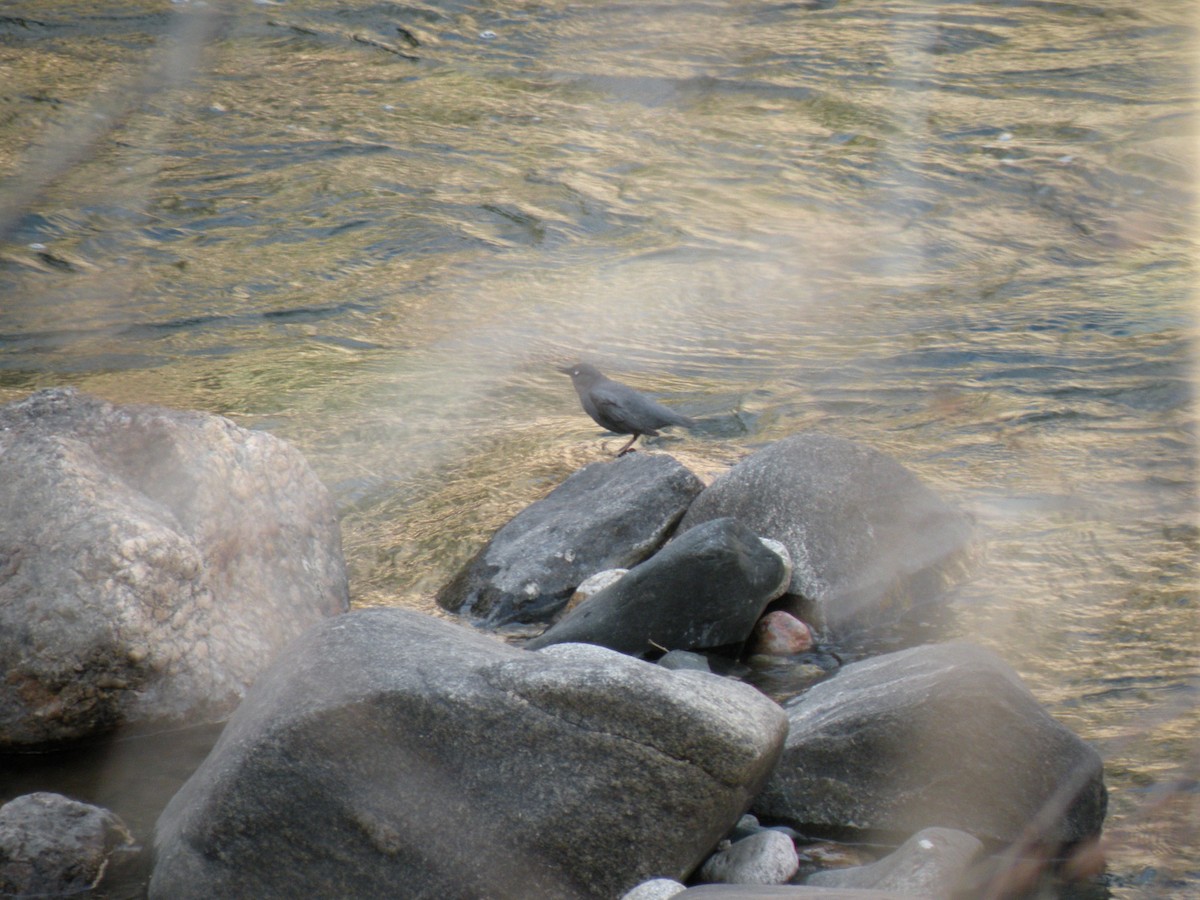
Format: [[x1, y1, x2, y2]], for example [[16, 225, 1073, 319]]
[[0, 1, 1196, 896]]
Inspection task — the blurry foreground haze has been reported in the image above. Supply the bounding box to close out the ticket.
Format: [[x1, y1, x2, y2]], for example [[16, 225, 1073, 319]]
[[0, 0, 1196, 896]]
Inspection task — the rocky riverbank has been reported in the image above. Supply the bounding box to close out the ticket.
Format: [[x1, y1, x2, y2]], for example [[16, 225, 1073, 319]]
[[0, 390, 1106, 898]]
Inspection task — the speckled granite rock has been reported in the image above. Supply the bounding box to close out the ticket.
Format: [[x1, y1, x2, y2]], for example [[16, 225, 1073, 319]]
[[698, 830, 799, 885], [678, 433, 973, 633], [753, 642, 1107, 846], [151, 609, 787, 899], [0, 792, 139, 895], [0, 388, 348, 749]]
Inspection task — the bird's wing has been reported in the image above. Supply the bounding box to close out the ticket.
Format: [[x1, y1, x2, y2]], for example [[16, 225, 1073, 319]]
[[611, 382, 693, 428], [588, 385, 639, 433]]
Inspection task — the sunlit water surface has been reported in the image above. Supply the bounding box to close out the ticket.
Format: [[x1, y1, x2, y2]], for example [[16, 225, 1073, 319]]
[[0, 0, 1196, 896]]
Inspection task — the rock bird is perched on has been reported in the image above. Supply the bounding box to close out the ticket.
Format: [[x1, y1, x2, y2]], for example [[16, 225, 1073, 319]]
[[559, 362, 695, 456]]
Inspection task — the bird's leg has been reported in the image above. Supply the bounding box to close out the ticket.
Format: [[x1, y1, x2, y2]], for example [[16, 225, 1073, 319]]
[[615, 433, 641, 456]]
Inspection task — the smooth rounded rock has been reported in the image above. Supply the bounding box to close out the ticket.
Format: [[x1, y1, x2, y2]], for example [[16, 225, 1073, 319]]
[[699, 830, 799, 885], [679, 433, 973, 634], [658, 650, 713, 673], [527, 517, 789, 657], [151, 609, 788, 899], [565, 568, 629, 613], [751, 611, 814, 655], [0, 792, 139, 896], [753, 641, 1107, 846], [437, 453, 702, 625], [621, 878, 688, 900]]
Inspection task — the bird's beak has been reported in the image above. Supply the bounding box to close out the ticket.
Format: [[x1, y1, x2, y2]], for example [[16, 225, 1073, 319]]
[[557, 365, 574, 375]]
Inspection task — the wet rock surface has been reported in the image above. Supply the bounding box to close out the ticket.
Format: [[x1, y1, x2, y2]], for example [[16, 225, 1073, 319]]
[[0, 792, 139, 896], [436, 452, 703, 625], [678, 433, 974, 633], [805, 826, 984, 897], [151, 609, 787, 899], [0, 388, 348, 749], [526, 517, 789, 657], [753, 641, 1108, 846]]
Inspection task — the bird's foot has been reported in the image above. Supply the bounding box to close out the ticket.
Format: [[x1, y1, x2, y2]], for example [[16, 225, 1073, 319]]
[[615, 434, 641, 456]]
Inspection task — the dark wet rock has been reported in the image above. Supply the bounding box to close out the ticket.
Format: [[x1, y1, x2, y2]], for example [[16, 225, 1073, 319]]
[[805, 827, 984, 897], [678, 433, 973, 633], [795, 842, 879, 872], [526, 518, 789, 657], [0, 388, 348, 750], [753, 642, 1107, 846], [0, 792, 139, 896], [744, 658, 831, 704], [151, 609, 787, 900], [436, 453, 703, 625], [698, 830, 799, 885]]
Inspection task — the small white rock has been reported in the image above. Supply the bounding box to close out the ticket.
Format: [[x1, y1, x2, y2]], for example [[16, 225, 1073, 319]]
[[699, 829, 799, 885], [619, 878, 686, 900], [563, 568, 627, 613]]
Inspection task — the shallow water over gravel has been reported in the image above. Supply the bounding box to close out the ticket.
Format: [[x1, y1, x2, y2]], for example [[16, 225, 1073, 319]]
[[0, 0, 1196, 895]]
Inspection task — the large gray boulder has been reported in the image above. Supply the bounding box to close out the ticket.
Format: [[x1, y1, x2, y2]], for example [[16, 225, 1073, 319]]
[[437, 453, 703, 625], [0, 388, 348, 749], [753, 642, 1107, 846], [527, 517, 788, 657], [805, 827, 983, 897], [151, 609, 788, 899], [0, 792, 139, 896], [678, 433, 973, 631]]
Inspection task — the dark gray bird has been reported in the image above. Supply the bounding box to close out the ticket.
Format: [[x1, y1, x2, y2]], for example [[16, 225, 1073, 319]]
[[559, 362, 695, 456]]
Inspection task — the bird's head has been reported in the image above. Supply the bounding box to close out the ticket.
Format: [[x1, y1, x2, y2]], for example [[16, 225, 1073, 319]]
[[557, 362, 603, 383]]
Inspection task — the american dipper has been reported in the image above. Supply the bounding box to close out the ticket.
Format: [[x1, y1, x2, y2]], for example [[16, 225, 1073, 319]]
[[559, 362, 695, 456]]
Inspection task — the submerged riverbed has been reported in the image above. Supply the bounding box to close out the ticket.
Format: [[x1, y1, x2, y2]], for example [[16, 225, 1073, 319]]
[[0, 0, 1196, 896]]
